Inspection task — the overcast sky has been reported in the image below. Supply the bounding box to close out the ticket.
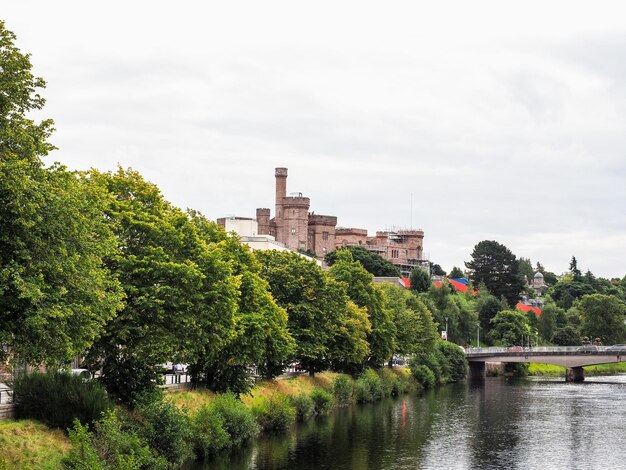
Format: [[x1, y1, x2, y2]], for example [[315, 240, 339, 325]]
[[4, 1, 626, 278]]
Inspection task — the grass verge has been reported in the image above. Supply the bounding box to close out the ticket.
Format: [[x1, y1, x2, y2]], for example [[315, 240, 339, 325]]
[[528, 362, 626, 377], [0, 420, 70, 469]]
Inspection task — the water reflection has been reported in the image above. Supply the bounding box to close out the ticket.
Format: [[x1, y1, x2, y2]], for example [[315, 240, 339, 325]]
[[190, 375, 626, 469]]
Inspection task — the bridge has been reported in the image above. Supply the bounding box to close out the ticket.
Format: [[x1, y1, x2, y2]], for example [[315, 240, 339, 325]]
[[465, 346, 626, 382]]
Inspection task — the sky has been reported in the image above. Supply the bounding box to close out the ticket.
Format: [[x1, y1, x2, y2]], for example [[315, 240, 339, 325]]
[[3, 1, 626, 278]]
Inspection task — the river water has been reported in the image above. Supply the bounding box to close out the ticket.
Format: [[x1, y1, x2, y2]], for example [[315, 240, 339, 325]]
[[194, 375, 626, 470]]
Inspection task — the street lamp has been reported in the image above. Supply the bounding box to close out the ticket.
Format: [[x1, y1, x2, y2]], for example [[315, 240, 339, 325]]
[[445, 317, 449, 341], [476, 323, 481, 348]]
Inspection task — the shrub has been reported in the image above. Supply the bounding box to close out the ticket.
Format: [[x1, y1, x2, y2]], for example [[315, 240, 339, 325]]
[[210, 392, 259, 448], [412, 365, 436, 389], [438, 342, 468, 382], [134, 394, 193, 466], [310, 388, 333, 415], [251, 393, 296, 432], [332, 375, 353, 406], [290, 394, 315, 421], [410, 351, 444, 384], [63, 420, 105, 470], [354, 368, 384, 403], [63, 411, 167, 470], [191, 404, 230, 457], [12, 371, 112, 430]]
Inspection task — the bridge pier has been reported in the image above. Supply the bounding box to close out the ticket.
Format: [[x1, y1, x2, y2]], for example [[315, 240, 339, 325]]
[[566, 367, 584, 382], [469, 361, 485, 380]]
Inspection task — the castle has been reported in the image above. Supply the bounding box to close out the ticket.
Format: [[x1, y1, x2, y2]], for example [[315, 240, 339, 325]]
[[218, 168, 426, 276]]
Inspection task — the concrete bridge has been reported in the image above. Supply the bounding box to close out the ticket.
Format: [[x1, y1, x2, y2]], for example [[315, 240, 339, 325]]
[[466, 346, 626, 382]]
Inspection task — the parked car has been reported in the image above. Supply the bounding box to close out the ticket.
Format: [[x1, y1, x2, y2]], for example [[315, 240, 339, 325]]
[[607, 344, 626, 352], [174, 364, 188, 373], [71, 368, 91, 379], [576, 345, 598, 353]]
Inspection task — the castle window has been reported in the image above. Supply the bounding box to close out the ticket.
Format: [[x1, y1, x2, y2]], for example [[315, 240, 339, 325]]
[[392, 249, 399, 258], [322, 231, 329, 241], [291, 228, 296, 235]]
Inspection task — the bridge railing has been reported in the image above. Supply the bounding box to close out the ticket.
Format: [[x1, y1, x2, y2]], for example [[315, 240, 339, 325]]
[[466, 346, 622, 355]]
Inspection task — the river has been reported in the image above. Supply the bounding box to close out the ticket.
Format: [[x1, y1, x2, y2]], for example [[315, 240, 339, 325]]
[[191, 375, 626, 469]]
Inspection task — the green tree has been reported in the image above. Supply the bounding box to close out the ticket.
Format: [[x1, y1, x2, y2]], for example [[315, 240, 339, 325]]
[[449, 266, 464, 279], [379, 284, 438, 358], [476, 291, 500, 344], [325, 246, 401, 277], [256, 250, 362, 375], [577, 294, 626, 345], [188, 222, 294, 392], [409, 266, 431, 293], [489, 310, 530, 346], [536, 304, 565, 343], [87, 169, 234, 402], [0, 22, 123, 365], [431, 264, 446, 276], [549, 280, 595, 309], [551, 326, 581, 346], [329, 251, 396, 367], [518, 257, 534, 284], [465, 240, 525, 306], [569, 256, 582, 280]]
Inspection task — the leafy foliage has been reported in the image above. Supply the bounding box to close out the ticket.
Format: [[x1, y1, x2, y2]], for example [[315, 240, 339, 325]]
[[577, 294, 626, 345], [12, 371, 111, 430], [489, 310, 530, 346], [449, 266, 464, 278], [409, 266, 431, 293], [325, 246, 401, 277], [329, 251, 396, 367], [465, 240, 524, 307]]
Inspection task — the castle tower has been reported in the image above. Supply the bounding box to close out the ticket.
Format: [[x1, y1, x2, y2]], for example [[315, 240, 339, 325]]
[[256, 208, 271, 236], [282, 195, 310, 251], [274, 168, 288, 243]]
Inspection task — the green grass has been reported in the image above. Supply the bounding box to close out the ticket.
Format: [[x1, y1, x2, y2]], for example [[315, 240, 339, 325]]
[[0, 420, 70, 469], [528, 362, 626, 377]]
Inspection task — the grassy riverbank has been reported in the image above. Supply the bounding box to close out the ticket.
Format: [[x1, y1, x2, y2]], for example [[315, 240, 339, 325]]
[[528, 362, 626, 377], [0, 420, 70, 469]]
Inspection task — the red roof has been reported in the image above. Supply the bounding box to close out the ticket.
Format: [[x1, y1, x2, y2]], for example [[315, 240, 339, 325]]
[[516, 303, 541, 316], [432, 278, 478, 295]]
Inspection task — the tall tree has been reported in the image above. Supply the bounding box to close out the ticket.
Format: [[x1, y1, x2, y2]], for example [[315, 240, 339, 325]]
[[329, 251, 396, 367], [569, 256, 582, 280], [256, 250, 367, 375], [449, 266, 464, 279], [0, 22, 123, 366], [577, 294, 626, 345], [489, 310, 530, 347], [409, 266, 431, 293], [379, 284, 438, 358], [87, 169, 230, 401], [465, 240, 524, 307], [189, 222, 295, 392]]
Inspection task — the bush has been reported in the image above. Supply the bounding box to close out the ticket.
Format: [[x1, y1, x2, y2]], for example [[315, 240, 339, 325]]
[[332, 375, 353, 406], [251, 393, 296, 432], [133, 393, 193, 466], [410, 351, 445, 385], [209, 392, 259, 448], [191, 404, 229, 458], [63, 420, 105, 470], [290, 394, 315, 421], [310, 388, 333, 415], [412, 365, 436, 389], [354, 368, 384, 403], [63, 411, 167, 470], [438, 342, 468, 382], [12, 371, 112, 430]]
